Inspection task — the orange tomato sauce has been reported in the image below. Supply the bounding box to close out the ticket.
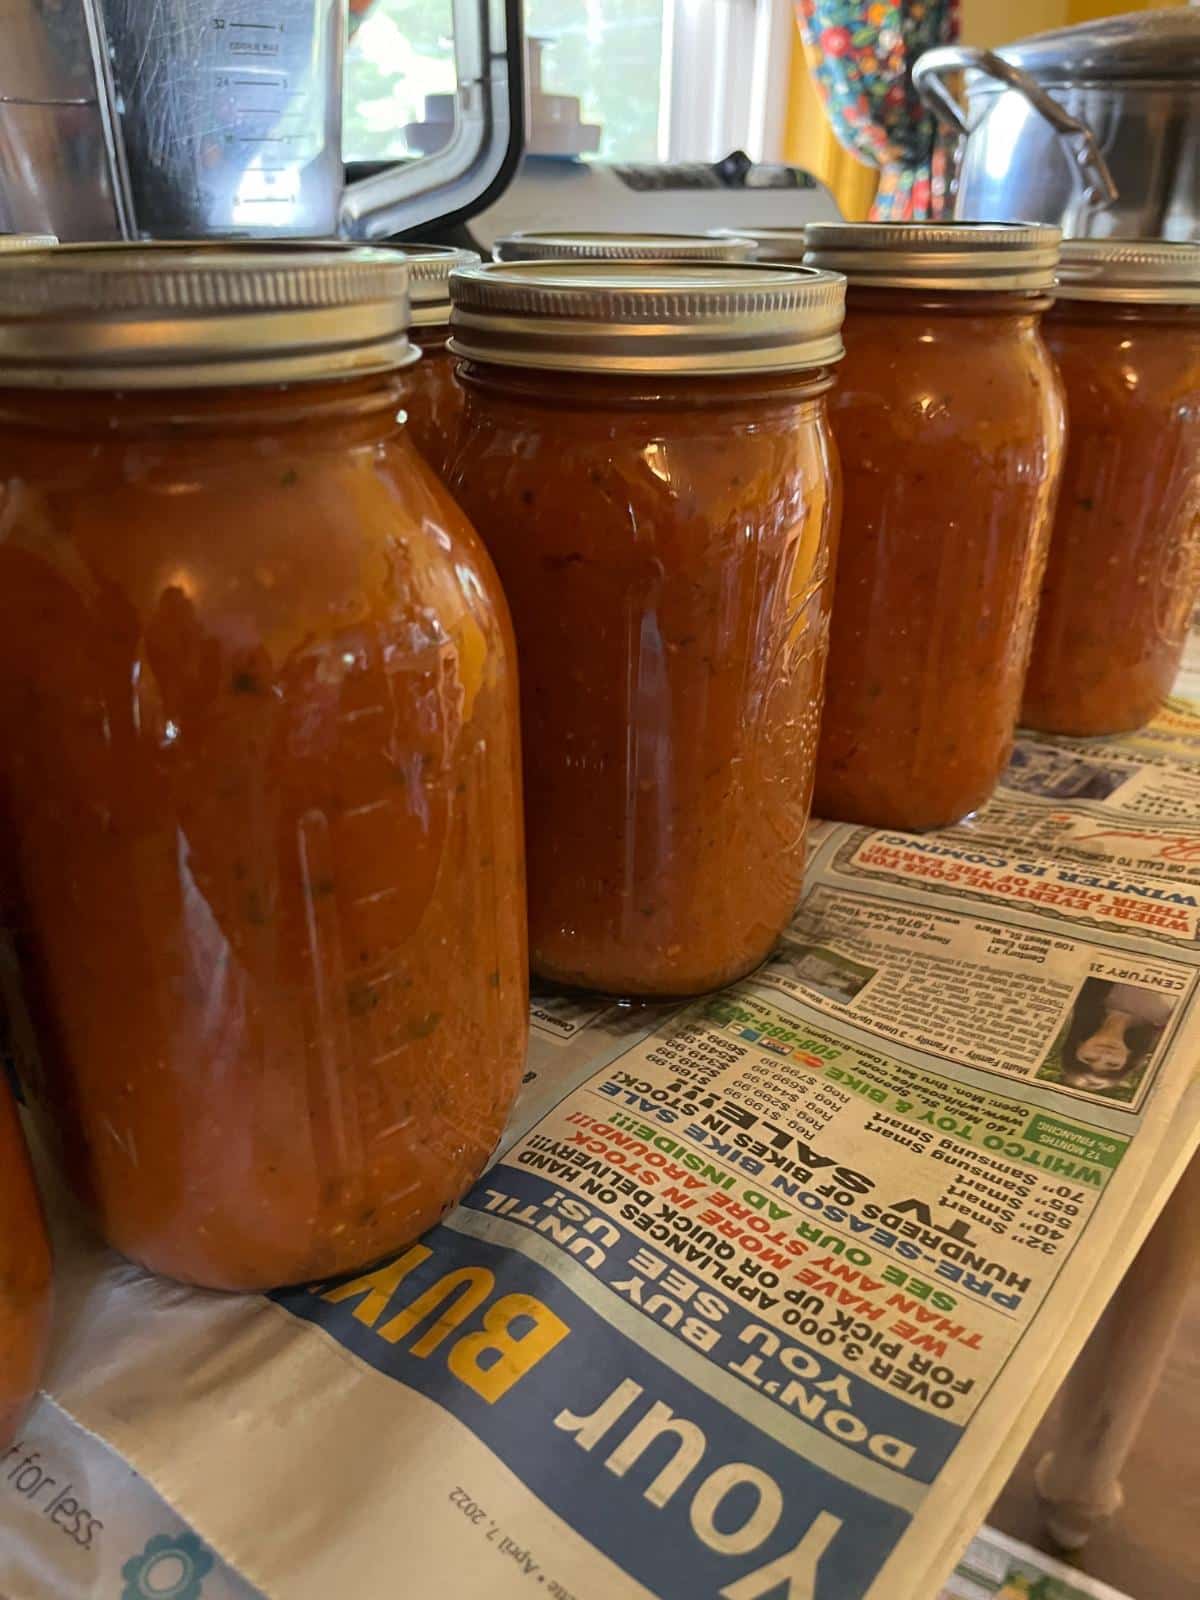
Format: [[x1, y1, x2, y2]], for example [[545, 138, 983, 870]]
[[815, 289, 1065, 830], [0, 377, 526, 1291], [0, 1078, 51, 1448], [1022, 302, 1200, 734], [451, 365, 838, 997], [398, 325, 466, 481]]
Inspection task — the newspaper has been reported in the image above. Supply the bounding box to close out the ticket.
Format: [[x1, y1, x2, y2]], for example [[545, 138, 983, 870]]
[[938, 1528, 1134, 1600], [5, 680, 1200, 1600]]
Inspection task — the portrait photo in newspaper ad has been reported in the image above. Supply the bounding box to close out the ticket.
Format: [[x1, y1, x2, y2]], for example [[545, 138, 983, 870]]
[[1036, 979, 1177, 1104]]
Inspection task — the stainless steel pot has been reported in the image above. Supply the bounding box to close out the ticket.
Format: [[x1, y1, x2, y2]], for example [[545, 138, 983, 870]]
[[914, 8, 1200, 240]]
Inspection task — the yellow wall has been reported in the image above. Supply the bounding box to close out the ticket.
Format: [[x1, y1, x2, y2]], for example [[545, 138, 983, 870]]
[[963, 0, 1183, 45], [785, 0, 1186, 218], [961, 0, 1067, 49], [1062, 0, 1184, 18]]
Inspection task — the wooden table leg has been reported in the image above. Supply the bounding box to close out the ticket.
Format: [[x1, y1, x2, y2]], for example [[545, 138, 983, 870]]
[[1035, 1148, 1200, 1550]]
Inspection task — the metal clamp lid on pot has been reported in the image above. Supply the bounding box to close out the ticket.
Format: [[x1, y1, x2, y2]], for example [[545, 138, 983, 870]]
[[803, 221, 1061, 292], [492, 231, 756, 264], [708, 226, 810, 264], [988, 8, 1200, 84], [448, 260, 846, 376], [385, 243, 480, 327], [0, 242, 417, 389], [1054, 239, 1200, 306]]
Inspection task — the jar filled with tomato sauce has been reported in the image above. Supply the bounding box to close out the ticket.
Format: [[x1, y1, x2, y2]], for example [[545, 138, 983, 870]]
[[391, 242, 479, 480], [0, 235, 55, 928], [1022, 241, 1200, 735], [448, 259, 845, 997], [0, 1077, 52, 1449], [804, 222, 1065, 831], [493, 231, 754, 263], [0, 244, 527, 1292]]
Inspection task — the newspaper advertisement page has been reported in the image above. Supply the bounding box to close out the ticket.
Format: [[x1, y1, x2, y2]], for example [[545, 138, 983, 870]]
[[0, 1394, 260, 1600], [267, 703, 1200, 1597], [3, 707, 1198, 1600], [939, 1527, 1134, 1600]]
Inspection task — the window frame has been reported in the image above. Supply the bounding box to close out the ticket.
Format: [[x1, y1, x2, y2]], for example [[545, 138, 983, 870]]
[[659, 0, 794, 163], [342, 0, 796, 169]]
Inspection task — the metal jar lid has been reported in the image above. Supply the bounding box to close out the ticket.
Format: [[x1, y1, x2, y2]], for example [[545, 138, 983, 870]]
[[386, 242, 480, 327], [709, 225, 809, 264], [0, 241, 417, 389], [493, 230, 755, 264], [804, 221, 1061, 292], [1054, 239, 1200, 306], [449, 260, 846, 376], [0, 234, 57, 253]]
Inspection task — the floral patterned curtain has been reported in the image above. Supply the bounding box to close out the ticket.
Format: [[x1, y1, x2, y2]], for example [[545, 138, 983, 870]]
[[794, 1, 960, 221]]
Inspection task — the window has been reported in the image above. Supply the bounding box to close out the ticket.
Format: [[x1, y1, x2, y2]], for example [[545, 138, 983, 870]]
[[344, 0, 793, 166], [663, 0, 793, 163], [525, 0, 665, 162], [345, 0, 457, 164]]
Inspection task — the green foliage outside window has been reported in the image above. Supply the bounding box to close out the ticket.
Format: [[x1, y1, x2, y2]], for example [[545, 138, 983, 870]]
[[345, 0, 664, 163]]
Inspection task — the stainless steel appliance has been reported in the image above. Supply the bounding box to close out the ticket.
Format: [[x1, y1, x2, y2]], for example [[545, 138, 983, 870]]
[[0, 0, 522, 241], [416, 29, 839, 259], [458, 150, 841, 259], [914, 8, 1200, 240]]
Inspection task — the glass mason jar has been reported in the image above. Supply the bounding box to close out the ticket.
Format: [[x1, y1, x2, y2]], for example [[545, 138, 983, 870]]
[[1022, 241, 1200, 735], [0, 235, 55, 930], [0, 245, 527, 1292], [492, 231, 754, 264], [804, 222, 1066, 832], [0, 1077, 52, 1449], [391, 243, 479, 481], [448, 259, 845, 998]]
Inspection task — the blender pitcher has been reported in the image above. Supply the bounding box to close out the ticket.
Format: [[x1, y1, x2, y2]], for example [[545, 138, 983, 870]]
[[0, 0, 523, 241]]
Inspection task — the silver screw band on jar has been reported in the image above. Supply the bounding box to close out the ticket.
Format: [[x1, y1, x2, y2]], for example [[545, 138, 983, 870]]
[[385, 242, 481, 326], [449, 259, 846, 375], [1053, 239, 1200, 305], [0, 241, 418, 388], [803, 220, 1061, 292], [493, 231, 755, 264], [0, 234, 58, 252], [708, 225, 809, 264]]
